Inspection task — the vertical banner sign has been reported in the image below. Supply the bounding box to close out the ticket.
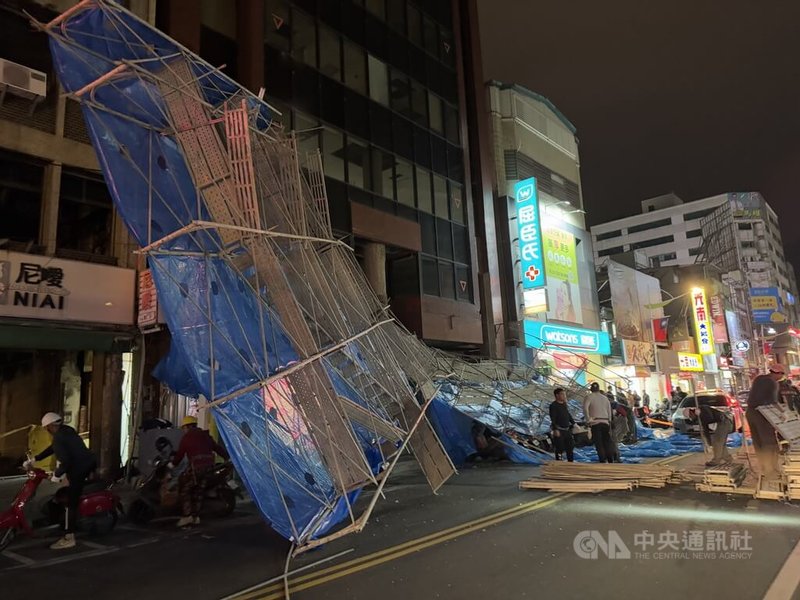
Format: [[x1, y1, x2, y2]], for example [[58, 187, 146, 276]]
[[515, 178, 545, 291], [691, 287, 715, 355], [543, 227, 582, 323], [708, 295, 729, 343]]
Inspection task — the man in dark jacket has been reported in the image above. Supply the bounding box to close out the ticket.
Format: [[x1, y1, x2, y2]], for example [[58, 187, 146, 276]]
[[549, 388, 575, 462], [171, 416, 229, 527], [25, 412, 96, 550]]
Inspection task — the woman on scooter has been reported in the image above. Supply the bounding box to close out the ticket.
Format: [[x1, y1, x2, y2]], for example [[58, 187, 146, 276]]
[[23, 412, 97, 550]]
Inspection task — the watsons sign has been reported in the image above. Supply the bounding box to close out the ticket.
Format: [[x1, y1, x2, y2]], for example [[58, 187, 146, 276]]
[[523, 320, 611, 355]]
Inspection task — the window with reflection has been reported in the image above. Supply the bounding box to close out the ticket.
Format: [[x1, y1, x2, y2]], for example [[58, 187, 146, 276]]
[[370, 147, 395, 198], [395, 158, 414, 206], [428, 94, 443, 134], [346, 137, 370, 189], [319, 25, 342, 80], [322, 127, 345, 181], [449, 182, 464, 224], [410, 79, 427, 126], [415, 166, 432, 213], [368, 55, 390, 106], [291, 9, 316, 67], [433, 173, 448, 218], [343, 40, 367, 94], [264, 0, 290, 51]]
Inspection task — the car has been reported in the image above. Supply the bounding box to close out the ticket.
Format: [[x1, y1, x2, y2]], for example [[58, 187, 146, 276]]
[[671, 390, 743, 434]]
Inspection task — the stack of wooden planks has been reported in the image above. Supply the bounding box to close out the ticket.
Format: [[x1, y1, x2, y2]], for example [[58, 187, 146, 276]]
[[519, 462, 680, 493], [695, 462, 753, 496], [782, 452, 800, 500]]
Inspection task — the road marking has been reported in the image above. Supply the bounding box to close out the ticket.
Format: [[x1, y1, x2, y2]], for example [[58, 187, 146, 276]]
[[763, 536, 800, 600], [233, 493, 570, 600], [0, 550, 36, 565], [81, 540, 112, 550], [232, 454, 688, 600], [126, 537, 160, 548], [7, 547, 119, 570]]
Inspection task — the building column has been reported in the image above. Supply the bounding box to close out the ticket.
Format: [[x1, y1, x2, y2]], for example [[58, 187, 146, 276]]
[[40, 162, 62, 256], [236, 0, 265, 92], [363, 243, 388, 304], [90, 352, 124, 477], [156, 0, 201, 53]]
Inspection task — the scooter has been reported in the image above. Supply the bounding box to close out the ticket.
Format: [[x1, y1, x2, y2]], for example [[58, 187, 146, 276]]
[[0, 461, 122, 551], [127, 457, 240, 525]]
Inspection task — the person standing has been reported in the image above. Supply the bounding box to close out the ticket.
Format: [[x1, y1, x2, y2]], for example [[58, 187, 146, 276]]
[[584, 382, 616, 463], [746, 373, 781, 479], [642, 390, 651, 410], [24, 413, 97, 550], [170, 416, 229, 527], [549, 388, 575, 462]]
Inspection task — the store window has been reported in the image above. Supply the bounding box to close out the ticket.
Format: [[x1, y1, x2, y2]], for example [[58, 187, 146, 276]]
[[415, 166, 432, 213], [365, 0, 385, 20], [449, 182, 464, 224], [438, 261, 455, 299], [347, 137, 370, 189], [422, 255, 438, 295], [407, 3, 422, 47], [343, 40, 367, 94], [395, 158, 414, 206], [322, 127, 345, 181], [444, 103, 459, 145], [264, 0, 290, 51], [370, 147, 394, 198], [291, 9, 316, 67], [428, 94, 443, 134], [0, 153, 43, 246], [389, 69, 412, 117], [433, 174, 448, 218], [58, 170, 113, 256], [410, 79, 427, 125], [386, 0, 405, 32], [368, 55, 390, 106], [319, 25, 342, 80]]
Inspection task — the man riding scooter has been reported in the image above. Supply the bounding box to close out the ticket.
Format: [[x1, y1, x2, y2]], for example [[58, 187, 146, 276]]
[[170, 416, 229, 528], [23, 412, 97, 550]]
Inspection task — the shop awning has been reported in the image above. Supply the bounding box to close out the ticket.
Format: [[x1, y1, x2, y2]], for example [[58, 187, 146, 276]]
[[0, 320, 136, 352]]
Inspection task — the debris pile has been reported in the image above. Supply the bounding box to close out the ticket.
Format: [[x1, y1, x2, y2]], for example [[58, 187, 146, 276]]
[[519, 462, 683, 493]]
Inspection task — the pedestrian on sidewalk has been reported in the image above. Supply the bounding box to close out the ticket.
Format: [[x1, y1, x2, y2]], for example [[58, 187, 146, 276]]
[[584, 382, 616, 463], [170, 416, 229, 528], [746, 371, 782, 479], [549, 387, 575, 462]]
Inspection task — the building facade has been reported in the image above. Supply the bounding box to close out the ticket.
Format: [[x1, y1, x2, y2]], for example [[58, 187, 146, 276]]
[[487, 82, 605, 384]]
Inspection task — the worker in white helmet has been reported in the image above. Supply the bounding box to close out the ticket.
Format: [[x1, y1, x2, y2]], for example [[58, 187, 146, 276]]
[[23, 412, 97, 550]]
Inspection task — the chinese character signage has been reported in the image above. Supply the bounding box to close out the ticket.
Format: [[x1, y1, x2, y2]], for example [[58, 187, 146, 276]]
[[514, 178, 545, 293], [678, 352, 704, 372], [708, 295, 729, 343], [523, 320, 611, 355], [137, 269, 160, 328], [622, 339, 655, 366], [691, 287, 714, 355], [543, 227, 581, 323], [749, 287, 785, 324], [0, 251, 134, 325]]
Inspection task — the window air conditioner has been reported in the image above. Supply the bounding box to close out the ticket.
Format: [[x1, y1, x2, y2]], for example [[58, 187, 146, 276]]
[[0, 58, 47, 101]]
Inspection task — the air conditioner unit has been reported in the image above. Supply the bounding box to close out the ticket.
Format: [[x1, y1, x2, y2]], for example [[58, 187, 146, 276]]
[[0, 58, 47, 101]]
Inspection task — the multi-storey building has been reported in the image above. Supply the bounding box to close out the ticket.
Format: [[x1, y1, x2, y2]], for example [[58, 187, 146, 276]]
[[487, 82, 606, 383]]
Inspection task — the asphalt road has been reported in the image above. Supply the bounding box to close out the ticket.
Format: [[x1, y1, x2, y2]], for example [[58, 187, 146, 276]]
[[3, 455, 800, 600]]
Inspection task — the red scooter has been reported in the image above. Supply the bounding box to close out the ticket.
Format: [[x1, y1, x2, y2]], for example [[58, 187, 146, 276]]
[[0, 462, 122, 551]]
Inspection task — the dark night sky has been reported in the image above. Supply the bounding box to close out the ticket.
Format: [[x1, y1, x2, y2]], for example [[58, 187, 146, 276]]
[[478, 0, 800, 272]]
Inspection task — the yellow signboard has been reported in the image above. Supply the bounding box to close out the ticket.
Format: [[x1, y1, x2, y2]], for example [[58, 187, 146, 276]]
[[751, 296, 779, 310], [678, 352, 704, 372], [691, 288, 714, 355]]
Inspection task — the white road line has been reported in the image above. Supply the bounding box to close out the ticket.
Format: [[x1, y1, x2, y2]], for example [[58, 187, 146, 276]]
[[0, 550, 36, 566], [126, 537, 160, 548], [81, 540, 112, 550], [7, 547, 119, 570], [763, 537, 800, 600]]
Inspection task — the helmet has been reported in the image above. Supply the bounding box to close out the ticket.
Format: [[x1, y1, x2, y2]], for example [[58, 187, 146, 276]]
[[181, 416, 198, 427], [42, 412, 62, 427], [769, 364, 787, 375]]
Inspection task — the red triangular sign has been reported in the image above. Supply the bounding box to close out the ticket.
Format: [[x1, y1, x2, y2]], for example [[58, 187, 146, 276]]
[[443, 42, 451, 54], [272, 14, 284, 30], [459, 280, 467, 292]]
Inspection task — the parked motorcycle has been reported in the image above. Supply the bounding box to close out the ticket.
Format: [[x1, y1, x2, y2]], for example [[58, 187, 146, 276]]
[[127, 457, 240, 524], [0, 462, 121, 551]]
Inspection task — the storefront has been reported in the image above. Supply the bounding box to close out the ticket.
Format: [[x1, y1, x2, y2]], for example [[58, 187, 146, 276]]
[[0, 251, 136, 475], [522, 320, 611, 386]]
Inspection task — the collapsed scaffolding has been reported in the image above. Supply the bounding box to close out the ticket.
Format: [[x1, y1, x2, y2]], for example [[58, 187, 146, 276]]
[[38, 0, 607, 553]]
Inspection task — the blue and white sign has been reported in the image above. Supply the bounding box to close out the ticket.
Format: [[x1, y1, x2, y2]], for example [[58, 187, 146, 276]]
[[523, 320, 611, 355], [734, 340, 750, 353], [514, 178, 545, 290]]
